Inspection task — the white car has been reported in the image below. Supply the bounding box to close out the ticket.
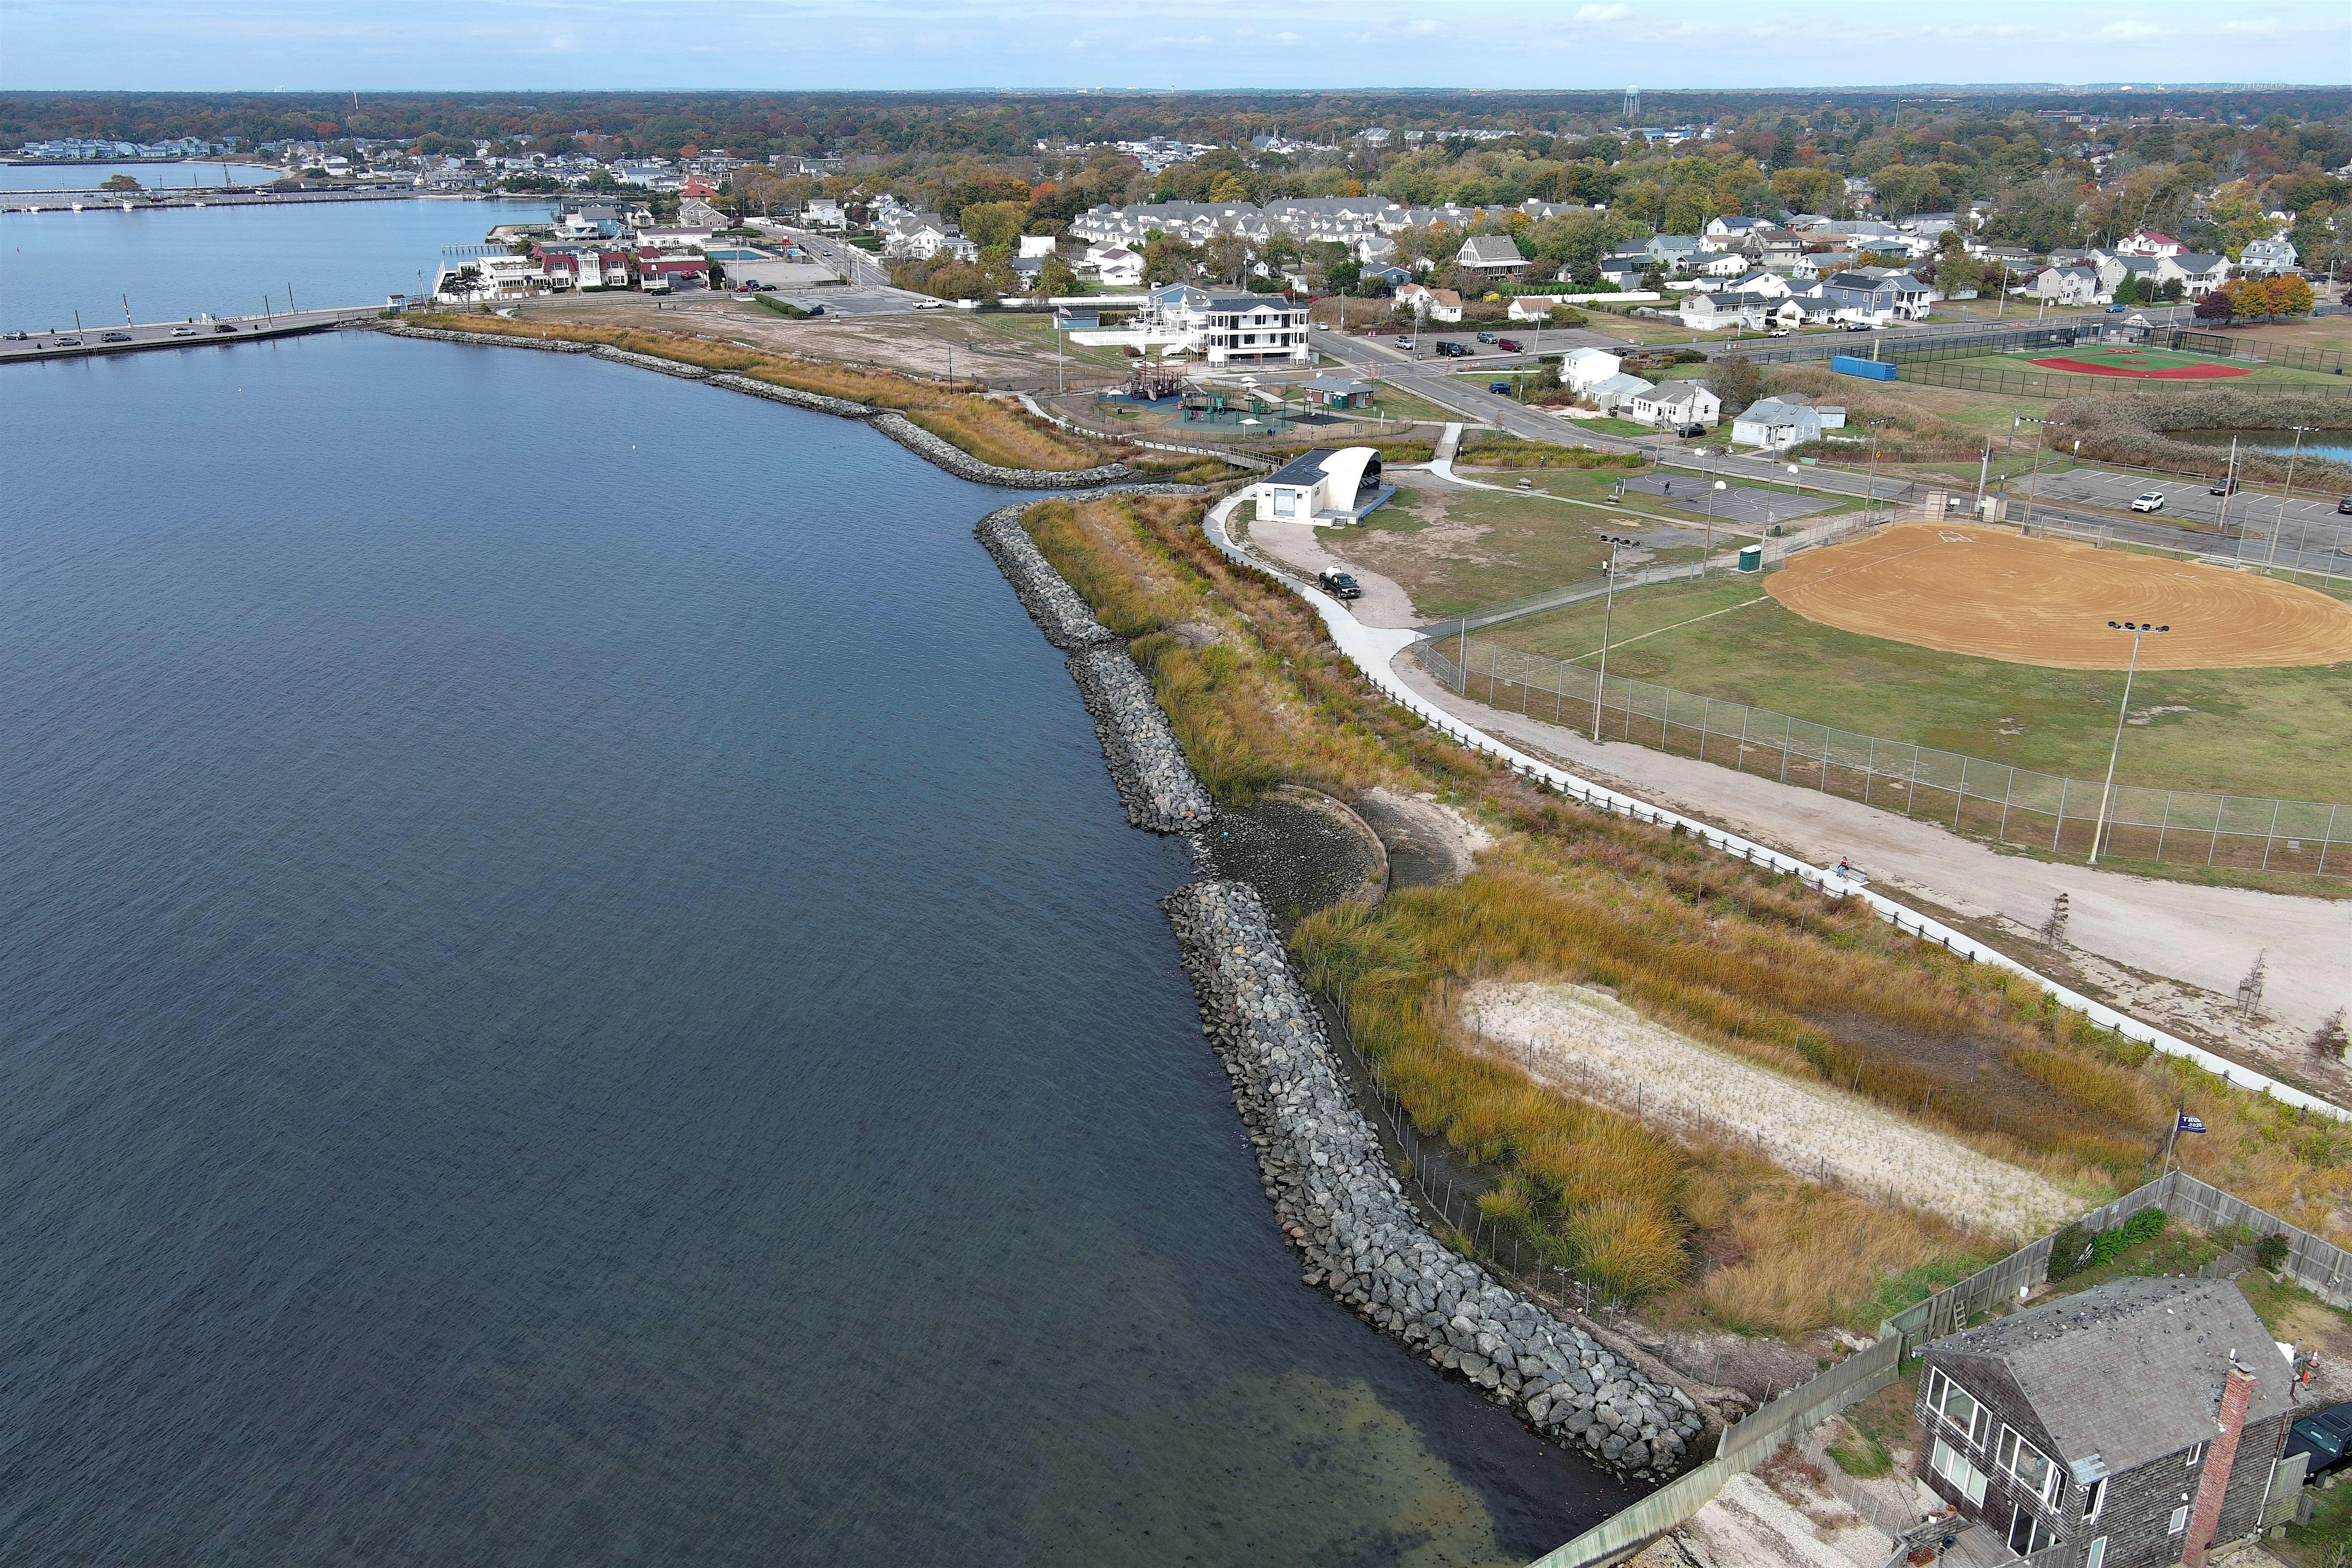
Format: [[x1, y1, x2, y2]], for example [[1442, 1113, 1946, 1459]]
[[2131, 491, 2166, 513], [1312, 322, 1331, 332], [913, 299, 943, 310]]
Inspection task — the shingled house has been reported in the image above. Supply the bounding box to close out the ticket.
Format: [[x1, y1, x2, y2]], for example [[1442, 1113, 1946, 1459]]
[[1916, 1277, 2291, 1567]]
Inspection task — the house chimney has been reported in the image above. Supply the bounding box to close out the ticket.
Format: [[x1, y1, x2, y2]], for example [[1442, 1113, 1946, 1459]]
[[2183, 1366, 2259, 1568]]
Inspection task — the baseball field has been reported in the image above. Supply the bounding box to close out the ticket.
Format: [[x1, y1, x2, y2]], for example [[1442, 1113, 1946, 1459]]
[[2021, 345, 2251, 380], [1481, 528, 2352, 802], [1764, 523, 2352, 670]]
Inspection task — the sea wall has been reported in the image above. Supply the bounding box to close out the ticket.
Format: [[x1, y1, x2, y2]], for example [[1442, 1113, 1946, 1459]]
[[1164, 880, 1703, 1481], [1067, 647, 1213, 832], [977, 483, 1698, 1479], [371, 321, 1139, 489]]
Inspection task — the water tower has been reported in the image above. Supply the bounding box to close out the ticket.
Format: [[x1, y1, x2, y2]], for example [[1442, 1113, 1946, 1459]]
[[1624, 85, 1640, 126]]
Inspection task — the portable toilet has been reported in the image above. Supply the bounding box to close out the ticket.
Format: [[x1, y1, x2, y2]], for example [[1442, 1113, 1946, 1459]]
[[1736, 545, 1763, 573]]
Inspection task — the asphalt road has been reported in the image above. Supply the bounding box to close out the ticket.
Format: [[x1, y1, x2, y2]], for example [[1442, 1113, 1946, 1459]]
[[0, 306, 377, 362]]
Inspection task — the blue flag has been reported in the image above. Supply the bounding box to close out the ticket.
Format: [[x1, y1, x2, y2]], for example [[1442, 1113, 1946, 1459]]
[[2177, 1112, 2208, 1134]]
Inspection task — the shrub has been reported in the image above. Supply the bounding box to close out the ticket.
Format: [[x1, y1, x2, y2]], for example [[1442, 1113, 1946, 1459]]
[[2045, 1222, 2094, 1281], [2257, 1232, 2293, 1270]]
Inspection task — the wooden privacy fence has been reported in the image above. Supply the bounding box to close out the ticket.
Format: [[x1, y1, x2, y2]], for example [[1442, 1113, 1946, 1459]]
[[1531, 1168, 2350, 1566], [1418, 636, 2350, 880]]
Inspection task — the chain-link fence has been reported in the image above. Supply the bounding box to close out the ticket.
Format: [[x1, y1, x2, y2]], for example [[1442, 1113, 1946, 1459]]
[[1899, 356, 2352, 400], [1417, 636, 2349, 879]]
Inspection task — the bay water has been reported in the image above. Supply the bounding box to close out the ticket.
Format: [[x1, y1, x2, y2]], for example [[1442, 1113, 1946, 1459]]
[[0, 315, 1630, 1563]]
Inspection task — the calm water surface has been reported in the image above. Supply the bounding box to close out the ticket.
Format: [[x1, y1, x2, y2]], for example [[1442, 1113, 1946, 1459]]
[[0, 196, 551, 330], [2175, 429, 2352, 466], [0, 162, 284, 190], [0, 332, 1628, 1564]]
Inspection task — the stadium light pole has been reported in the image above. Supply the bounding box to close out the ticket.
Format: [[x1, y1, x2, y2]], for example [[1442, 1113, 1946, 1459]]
[[2089, 619, 2169, 867], [2267, 426, 2316, 568], [1591, 533, 1641, 744], [1705, 480, 1727, 573]]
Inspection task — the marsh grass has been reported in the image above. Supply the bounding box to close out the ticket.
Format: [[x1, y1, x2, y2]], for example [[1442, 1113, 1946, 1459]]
[[1016, 486, 2352, 1337]]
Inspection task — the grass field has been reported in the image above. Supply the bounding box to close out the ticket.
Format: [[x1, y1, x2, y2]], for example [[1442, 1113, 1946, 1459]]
[[2000, 344, 2342, 386], [1485, 573, 2352, 803], [1322, 480, 1707, 617]]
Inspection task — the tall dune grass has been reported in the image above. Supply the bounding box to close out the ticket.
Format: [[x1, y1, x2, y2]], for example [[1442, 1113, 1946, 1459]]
[[1018, 485, 2352, 1333]]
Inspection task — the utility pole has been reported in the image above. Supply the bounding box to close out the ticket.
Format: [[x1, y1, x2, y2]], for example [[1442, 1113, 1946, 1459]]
[[1974, 435, 1992, 514], [2268, 426, 2315, 569], [2090, 619, 2168, 866], [2215, 437, 2239, 540]]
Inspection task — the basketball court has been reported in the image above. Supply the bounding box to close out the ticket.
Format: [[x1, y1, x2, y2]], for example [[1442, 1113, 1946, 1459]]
[[1764, 523, 2352, 669]]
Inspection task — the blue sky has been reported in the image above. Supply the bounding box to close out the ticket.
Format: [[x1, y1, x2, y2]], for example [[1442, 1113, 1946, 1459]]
[[5, 0, 2345, 91]]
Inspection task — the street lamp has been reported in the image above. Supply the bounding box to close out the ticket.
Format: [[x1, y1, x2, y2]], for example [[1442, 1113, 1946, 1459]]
[[1704, 479, 1727, 572], [1591, 533, 1641, 743], [2267, 426, 2318, 569], [2089, 619, 2170, 867]]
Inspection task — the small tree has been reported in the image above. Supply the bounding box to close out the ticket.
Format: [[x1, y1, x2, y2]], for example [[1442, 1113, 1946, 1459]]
[[1326, 257, 1361, 296], [2237, 950, 2269, 1021], [2194, 288, 2235, 323], [1037, 254, 1078, 297], [100, 173, 142, 192], [2312, 1008, 2349, 1063], [2039, 893, 2071, 951], [1706, 354, 1764, 417]]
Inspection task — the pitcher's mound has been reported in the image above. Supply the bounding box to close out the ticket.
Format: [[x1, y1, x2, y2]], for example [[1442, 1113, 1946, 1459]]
[[1765, 523, 2352, 669]]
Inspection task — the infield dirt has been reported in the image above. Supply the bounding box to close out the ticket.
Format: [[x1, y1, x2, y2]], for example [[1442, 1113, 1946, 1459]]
[[1766, 523, 2352, 670]]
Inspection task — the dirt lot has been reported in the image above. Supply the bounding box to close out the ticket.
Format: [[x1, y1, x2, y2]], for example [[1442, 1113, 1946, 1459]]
[[511, 293, 1119, 390]]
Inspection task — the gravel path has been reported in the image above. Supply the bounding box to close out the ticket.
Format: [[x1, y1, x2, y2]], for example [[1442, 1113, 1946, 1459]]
[[1464, 980, 2079, 1239]]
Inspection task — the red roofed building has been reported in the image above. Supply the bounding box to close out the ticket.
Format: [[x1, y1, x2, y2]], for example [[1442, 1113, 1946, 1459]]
[[680, 175, 719, 199], [2115, 230, 2185, 257]]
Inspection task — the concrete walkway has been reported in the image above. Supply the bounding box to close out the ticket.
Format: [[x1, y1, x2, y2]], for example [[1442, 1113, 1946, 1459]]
[[1200, 493, 2350, 1115], [1395, 655, 2352, 1041]]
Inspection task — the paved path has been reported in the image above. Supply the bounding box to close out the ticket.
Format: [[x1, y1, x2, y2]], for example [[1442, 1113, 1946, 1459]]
[[1200, 492, 2346, 1114], [1245, 488, 2349, 1041], [1391, 653, 2351, 1039]]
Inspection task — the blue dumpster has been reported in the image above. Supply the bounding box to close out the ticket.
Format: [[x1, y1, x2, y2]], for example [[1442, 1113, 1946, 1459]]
[[1831, 354, 1898, 381]]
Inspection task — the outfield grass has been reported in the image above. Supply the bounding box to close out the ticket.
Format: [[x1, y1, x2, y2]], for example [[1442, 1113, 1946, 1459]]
[[1996, 347, 2347, 387], [1485, 574, 2352, 802]]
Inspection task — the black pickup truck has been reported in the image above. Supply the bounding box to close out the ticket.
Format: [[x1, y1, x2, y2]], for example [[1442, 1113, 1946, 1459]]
[[1317, 569, 1363, 600]]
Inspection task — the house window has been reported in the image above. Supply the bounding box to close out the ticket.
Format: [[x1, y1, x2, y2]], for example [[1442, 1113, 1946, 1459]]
[[1929, 1438, 1988, 1506], [2187, 1442, 2205, 1468], [2084, 1539, 2107, 1568], [2169, 1505, 2191, 1534], [2008, 1509, 2058, 1554], [2081, 1478, 2104, 1522], [1996, 1427, 2062, 1507]]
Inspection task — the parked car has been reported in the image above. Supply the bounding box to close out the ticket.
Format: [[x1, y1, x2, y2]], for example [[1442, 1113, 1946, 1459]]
[[1394, 335, 1414, 349], [913, 300, 943, 310], [1767, 328, 1792, 337], [2286, 1403, 2352, 1481], [171, 326, 196, 337], [2131, 491, 2167, 513], [2, 330, 28, 341], [1312, 322, 1331, 331], [2210, 476, 2240, 496], [1488, 381, 1513, 394], [55, 335, 83, 346], [2107, 303, 2128, 312], [1434, 340, 1471, 357], [2337, 495, 2352, 514], [1496, 337, 1524, 352], [1316, 569, 1362, 600], [214, 323, 239, 333], [802, 303, 824, 315], [1475, 331, 1498, 343], [101, 331, 132, 343], [1677, 423, 1709, 438]]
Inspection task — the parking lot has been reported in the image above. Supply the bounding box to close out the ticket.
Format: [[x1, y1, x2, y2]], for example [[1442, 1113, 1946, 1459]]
[[1617, 472, 1844, 529], [2032, 467, 2352, 533]]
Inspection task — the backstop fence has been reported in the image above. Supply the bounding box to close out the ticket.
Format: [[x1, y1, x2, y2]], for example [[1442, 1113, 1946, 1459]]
[[2170, 328, 2350, 374], [1415, 635, 2349, 880], [1897, 356, 2352, 401]]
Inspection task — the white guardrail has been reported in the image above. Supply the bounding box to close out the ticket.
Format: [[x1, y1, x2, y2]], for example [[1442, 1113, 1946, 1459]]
[[1197, 493, 2348, 1123]]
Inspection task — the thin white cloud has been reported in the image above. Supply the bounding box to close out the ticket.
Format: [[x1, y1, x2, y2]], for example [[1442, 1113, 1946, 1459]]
[[1574, 4, 1630, 20]]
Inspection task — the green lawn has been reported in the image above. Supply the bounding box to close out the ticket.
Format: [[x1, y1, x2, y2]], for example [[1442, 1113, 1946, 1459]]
[[1321, 482, 1706, 619], [1484, 575, 2352, 802]]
